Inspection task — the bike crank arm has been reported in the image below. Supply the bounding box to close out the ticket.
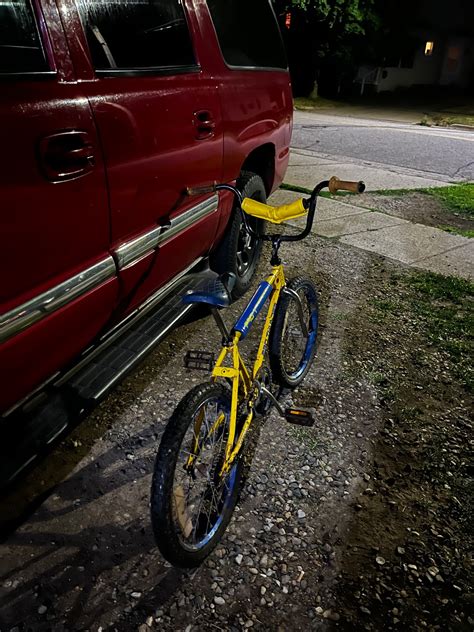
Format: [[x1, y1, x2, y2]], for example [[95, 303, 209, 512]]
[[260, 386, 315, 427], [260, 385, 286, 416]]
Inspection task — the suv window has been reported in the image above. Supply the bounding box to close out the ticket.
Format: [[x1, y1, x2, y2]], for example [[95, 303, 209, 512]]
[[206, 0, 287, 70], [0, 0, 47, 73], [77, 0, 196, 71]]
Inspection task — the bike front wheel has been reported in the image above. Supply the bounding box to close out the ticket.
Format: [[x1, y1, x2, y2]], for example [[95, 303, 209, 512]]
[[269, 276, 319, 389], [150, 382, 242, 567]]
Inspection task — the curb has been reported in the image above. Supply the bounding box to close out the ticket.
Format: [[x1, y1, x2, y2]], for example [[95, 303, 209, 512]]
[[450, 124, 474, 132]]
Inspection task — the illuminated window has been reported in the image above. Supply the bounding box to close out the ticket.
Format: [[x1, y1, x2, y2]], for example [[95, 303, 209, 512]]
[[425, 41, 434, 56], [285, 12, 291, 29]]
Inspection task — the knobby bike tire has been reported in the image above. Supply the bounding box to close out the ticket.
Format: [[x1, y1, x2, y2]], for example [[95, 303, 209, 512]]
[[150, 382, 243, 567], [269, 276, 319, 389]]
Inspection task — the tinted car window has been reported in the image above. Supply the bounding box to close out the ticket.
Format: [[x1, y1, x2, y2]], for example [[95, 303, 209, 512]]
[[77, 0, 196, 70], [0, 0, 47, 73], [206, 0, 287, 69]]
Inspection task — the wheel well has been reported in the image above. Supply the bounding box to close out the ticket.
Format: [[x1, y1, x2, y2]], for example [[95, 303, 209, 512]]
[[241, 144, 276, 196]]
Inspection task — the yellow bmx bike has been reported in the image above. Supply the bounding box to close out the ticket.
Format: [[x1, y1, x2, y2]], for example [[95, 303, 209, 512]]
[[150, 176, 365, 567]]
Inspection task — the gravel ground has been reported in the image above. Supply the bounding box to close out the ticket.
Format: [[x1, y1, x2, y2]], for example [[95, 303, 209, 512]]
[[0, 232, 472, 632]]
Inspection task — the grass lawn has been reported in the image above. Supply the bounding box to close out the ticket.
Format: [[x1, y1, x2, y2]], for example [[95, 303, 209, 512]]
[[421, 113, 474, 127], [280, 182, 474, 237], [373, 271, 474, 392], [420, 104, 474, 128], [427, 183, 474, 215], [281, 182, 474, 215], [437, 225, 474, 238]]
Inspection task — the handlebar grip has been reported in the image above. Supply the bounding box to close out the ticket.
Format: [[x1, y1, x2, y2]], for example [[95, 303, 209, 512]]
[[328, 176, 365, 194], [242, 198, 307, 224]]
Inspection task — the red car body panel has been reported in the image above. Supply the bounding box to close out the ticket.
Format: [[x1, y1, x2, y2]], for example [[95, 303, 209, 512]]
[[194, 3, 292, 243], [0, 0, 117, 412], [0, 280, 119, 412], [0, 86, 111, 310], [0, 0, 293, 415]]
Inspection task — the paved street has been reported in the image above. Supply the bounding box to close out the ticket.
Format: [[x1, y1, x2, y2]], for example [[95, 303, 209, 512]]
[[292, 111, 474, 185]]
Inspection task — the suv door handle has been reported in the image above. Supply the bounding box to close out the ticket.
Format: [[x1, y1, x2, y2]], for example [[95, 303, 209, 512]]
[[38, 130, 96, 181], [194, 110, 216, 140]]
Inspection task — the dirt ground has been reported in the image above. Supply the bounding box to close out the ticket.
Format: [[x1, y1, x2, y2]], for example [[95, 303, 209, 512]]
[[348, 191, 473, 235], [0, 232, 472, 632]]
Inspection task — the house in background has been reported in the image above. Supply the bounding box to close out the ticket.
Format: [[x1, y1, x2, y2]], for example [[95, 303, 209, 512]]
[[355, 0, 473, 95], [356, 34, 473, 95]]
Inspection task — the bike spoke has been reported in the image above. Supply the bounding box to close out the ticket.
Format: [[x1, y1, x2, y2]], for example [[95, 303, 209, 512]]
[[280, 294, 312, 374], [171, 396, 234, 547]]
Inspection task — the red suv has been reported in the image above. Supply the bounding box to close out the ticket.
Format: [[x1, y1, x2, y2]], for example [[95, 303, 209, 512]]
[[0, 0, 292, 481]]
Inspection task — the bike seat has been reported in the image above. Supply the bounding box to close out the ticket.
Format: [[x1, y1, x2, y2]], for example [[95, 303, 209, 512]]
[[182, 272, 236, 308]]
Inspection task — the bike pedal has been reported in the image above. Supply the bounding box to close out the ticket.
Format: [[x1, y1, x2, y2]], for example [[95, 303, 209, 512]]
[[184, 350, 215, 371], [284, 408, 315, 427]]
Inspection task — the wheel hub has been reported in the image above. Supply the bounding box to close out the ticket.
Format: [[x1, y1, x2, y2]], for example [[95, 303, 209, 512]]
[[237, 228, 255, 274]]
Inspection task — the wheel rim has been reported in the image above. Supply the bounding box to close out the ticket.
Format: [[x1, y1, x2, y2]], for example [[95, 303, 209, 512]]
[[281, 289, 318, 381], [171, 394, 238, 551], [236, 217, 259, 276]]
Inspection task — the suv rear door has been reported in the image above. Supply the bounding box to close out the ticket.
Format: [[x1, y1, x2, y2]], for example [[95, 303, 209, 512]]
[[204, 0, 292, 190], [63, 0, 224, 313], [0, 0, 117, 413]]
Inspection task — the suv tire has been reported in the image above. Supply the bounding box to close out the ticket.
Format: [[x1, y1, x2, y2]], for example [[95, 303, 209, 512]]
[[211, 171, 266, 300]]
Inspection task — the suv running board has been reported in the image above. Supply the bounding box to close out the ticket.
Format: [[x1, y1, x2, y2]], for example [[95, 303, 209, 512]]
[[0, 264, 218, 489]]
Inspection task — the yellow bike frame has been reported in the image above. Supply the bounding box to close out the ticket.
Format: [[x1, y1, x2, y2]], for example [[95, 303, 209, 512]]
[[185, 264, 286, 476], [184, 187, 322, 477], [209, 264, 286, 475]]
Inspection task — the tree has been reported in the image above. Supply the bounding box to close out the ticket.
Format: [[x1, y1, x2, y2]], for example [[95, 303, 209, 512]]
[[273, 0, 381, 96]]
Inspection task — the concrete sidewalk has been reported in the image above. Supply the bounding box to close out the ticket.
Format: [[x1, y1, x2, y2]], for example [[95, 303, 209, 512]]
[[294, 104, 424, 125], [269, 188, 474, 281], [287, 148, 456, 191]]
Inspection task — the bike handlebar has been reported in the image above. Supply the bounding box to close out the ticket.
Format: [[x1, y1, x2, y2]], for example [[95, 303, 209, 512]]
[[186, 177, 365, 245], [241, 197, 307, 224]]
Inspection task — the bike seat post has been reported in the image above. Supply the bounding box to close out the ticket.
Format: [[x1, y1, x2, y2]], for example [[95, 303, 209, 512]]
[[210, 307, 231, 345]]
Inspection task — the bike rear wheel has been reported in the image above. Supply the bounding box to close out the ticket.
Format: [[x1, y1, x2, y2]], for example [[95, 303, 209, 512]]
[[269, 276, 319, 388], [150, 382, 242, 567]]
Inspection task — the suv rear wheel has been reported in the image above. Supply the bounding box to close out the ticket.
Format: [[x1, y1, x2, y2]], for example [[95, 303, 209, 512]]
[[211, 171, 265, 300]]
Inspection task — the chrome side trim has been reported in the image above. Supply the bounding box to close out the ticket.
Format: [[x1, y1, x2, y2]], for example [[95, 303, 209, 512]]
[[0, 257, 116, 344], [54, 256, 205, 387], [114, 195, 219, 269], [115, 226, 162, 269], [158, 195, 219, 246], [3, 257, 206, 418]]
